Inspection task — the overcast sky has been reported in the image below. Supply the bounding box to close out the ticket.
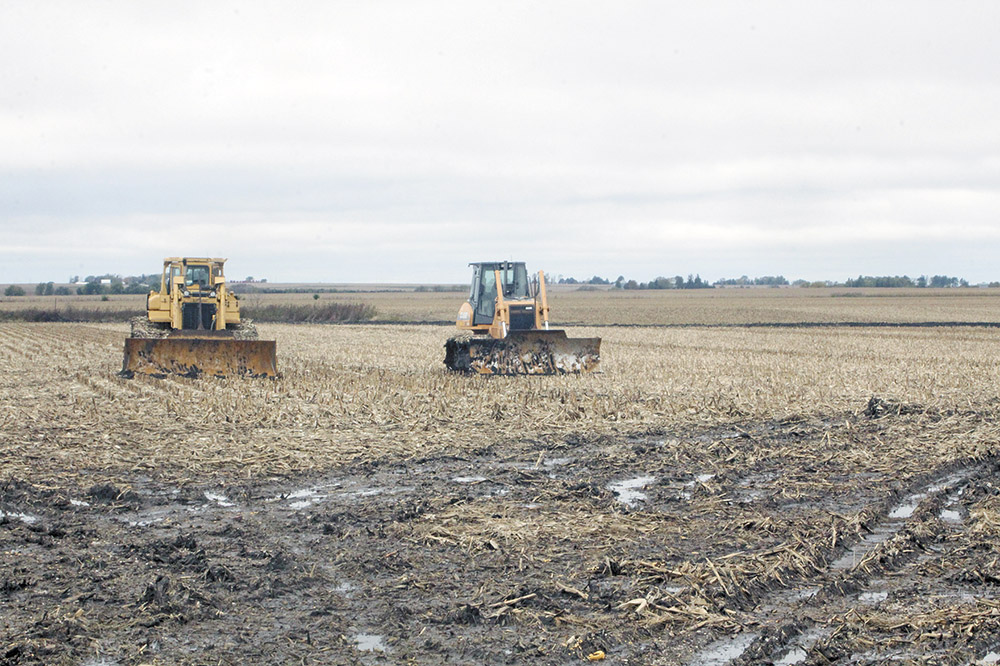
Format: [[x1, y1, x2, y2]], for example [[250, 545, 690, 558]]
[[2, 1, 999, 284]]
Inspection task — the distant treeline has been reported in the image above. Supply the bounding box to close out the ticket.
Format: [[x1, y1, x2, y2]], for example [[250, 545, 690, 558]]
[[21, 276, 155, 297], [557, 274, 717, 290], [552, 273, 986, 289], [837, 275, 973, 288]]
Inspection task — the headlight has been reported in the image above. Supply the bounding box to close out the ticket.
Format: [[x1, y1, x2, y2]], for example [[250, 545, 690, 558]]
[[183, 290, 190, 297], [209, 291, 216, 297]]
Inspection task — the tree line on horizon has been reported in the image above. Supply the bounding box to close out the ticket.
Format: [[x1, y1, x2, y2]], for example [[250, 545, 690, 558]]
[[553, 273, 985, 290], [1, 271, 990, 298]]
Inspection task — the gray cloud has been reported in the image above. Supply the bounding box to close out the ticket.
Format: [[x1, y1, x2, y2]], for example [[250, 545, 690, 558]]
[[2, 1, 999, 283]]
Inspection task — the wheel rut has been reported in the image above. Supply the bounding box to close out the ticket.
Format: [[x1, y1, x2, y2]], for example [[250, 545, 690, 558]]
[[685, 456, 1000, 665]]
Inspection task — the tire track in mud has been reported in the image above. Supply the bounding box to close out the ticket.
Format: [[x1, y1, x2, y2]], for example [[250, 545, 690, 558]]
[[684, 456, 1000, 666]]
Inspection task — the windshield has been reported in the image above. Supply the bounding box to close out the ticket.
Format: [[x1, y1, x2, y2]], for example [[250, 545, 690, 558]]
[[185, 265, 211, 289], [498, 263, 530, 299]]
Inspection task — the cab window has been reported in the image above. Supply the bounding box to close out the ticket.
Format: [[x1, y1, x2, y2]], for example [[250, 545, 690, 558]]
[[185, 265, 210, 288], [499, 264, 530, 299], [479, 269, 496, 304], [469, 265, 480, 301]]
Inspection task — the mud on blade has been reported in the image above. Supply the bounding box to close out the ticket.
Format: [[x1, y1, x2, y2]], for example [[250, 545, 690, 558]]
[[122, 338, 277, 378], [445, 330, 600, 375]]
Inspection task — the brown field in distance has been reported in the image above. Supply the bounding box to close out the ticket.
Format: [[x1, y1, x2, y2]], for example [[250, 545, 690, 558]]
[[3, 284, 1000, 325]]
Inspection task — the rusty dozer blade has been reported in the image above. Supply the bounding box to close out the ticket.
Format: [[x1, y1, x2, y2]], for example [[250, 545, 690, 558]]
[[445, 330, 600, 375], [122, 337, 277, 378]]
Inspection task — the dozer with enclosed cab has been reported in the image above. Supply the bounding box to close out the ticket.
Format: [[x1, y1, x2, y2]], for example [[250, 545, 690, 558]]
[[122, 257, 277, 378], [444, 261, 600, 375]]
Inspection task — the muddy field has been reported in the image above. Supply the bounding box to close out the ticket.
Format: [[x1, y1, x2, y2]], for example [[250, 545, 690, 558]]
[[2, 320, 1000, 664]]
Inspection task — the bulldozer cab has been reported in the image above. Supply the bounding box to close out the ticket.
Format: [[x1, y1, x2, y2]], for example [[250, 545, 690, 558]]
[[469, 262, 530, 325], [160, 259, 225, 294]]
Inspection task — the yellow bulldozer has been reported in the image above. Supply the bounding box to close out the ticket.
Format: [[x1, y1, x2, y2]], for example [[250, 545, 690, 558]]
[[444, 261, 600, 374], [122, 257, 277, 378]]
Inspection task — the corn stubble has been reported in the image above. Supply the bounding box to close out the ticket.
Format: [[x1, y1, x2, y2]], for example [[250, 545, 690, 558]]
[[3, 322, 995, 480]]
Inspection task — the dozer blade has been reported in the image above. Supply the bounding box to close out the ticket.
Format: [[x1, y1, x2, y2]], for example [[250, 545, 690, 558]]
[[445, 330, 600, 375], [122, 338, 277, 378]]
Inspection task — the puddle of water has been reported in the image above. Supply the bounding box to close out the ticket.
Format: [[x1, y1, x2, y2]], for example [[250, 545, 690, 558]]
[[115, 505, 175, 528], [523, 503, 541, 509], [126, 517, 165, 527], [80, 659, 120, 666], [775, 647, 807, 665], [679, 473, 717, 500], [793, 586, 819, 600], [452, 476, 487, 484], [858, 590, 888, 603], [982, 651, 999, 664], [926, 471, 967, 493], [0, 510, 39, 525], [888, 502, 918, 519], [269, 487, 326, 502], [888, 473, 971, 520], [70, 499, 90, 507], [544, 457, 573, 467], [773, 628, 831, 666], [203, 491, 234, 507], [333, 581, 356, 594], [885, 473, 969, 520], [688, 633, 758, 666], [830, 524, 896, 570], [939, 508, 962, 523], [269, 481, 391, 508], [275, 487, 331, 509], [354, 633, 387, 652], [608, 476, 656, 507], [303, 486, 387, 505]]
